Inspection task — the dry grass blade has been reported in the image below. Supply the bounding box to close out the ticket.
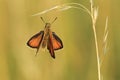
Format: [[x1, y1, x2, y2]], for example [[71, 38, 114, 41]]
[[32, 6, 59, 16], [100, 17, 109, 67]]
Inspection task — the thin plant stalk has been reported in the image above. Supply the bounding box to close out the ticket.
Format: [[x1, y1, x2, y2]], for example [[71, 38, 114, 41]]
[[92, 20, 101, 80], [90, 0, 101, 79]]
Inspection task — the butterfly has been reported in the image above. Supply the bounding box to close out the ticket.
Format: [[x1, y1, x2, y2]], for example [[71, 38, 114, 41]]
[[27, 17, 63, 59]]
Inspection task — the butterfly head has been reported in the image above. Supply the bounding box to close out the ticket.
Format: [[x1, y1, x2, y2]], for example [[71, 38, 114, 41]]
[[45, 23, 51, 29]]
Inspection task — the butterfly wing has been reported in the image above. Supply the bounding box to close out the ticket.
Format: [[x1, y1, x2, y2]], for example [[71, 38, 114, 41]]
[[52, 32, 63, 50], [27, 31, 44, 51], [47, 32, 63, 59], [47, 32, 55, 58]]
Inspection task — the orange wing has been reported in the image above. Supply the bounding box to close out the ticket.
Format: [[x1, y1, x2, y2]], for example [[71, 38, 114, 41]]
[[52, 32, 63, 50], [47, 32, 63, 59], [47, 32, 55, 58], [27, 31, 44, 48]]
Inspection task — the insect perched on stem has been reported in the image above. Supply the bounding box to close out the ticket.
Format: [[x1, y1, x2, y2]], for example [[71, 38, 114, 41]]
[[27, 17, 63, 59]]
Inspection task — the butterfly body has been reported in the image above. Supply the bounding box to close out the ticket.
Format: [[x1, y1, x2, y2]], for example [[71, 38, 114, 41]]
[[27, 18, 63, 59], [41, 23, 51, 48]]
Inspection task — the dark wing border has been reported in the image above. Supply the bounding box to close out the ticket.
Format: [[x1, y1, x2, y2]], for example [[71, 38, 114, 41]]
[[27, 31, 44, 48], [52, 32, 63, 50]]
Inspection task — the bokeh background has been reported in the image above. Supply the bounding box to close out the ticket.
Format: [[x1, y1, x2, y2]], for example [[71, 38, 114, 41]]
[[0, 0, 120, 80]]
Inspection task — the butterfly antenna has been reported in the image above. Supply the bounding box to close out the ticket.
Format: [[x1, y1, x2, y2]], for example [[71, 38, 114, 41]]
[[40, 17, 45, 23], [51, 17, 57, 24]]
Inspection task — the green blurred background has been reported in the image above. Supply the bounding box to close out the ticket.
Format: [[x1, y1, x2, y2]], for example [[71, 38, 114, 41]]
[[0, 0, 120, 80]]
